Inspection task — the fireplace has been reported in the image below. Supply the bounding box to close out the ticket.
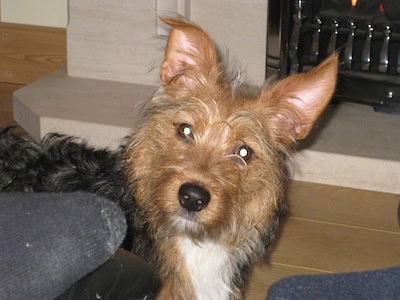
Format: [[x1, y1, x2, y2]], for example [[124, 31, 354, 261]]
[[267, 0, 400, 112]]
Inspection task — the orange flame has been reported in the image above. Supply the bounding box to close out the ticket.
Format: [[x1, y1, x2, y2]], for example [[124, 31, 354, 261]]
[[351, 0, 357, 6]]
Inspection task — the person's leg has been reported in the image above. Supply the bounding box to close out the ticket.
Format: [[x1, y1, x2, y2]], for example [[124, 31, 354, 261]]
[[267, 266, 400, 300], [0, 192, 126, 299]]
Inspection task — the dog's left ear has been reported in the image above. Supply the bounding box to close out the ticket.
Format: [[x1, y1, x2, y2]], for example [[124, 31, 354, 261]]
[[261, 54, 338, 144], [160, 16, 219, 92]]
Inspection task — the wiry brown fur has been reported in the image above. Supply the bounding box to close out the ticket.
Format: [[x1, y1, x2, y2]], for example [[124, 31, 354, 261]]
[[0, 16, 338, 299], [123, 16, 338, 299]]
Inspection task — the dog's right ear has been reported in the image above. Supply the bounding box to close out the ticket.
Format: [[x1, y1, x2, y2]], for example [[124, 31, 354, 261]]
[[160, 16, 220, 93]]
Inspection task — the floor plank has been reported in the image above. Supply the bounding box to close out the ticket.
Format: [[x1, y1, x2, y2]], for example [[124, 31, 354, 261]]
[[0, 82, 23, 111], [286, 181, 400, 232], [0, 83, 27, 135], [246, 263, 328, 300], [0, 111, 18, 126], [0, 22, 66, 84], [271, 217, 400, 273]]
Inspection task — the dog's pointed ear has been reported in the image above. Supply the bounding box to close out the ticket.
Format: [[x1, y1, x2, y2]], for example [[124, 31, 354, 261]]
[[261, 54, 338, 145], [160, 16, 219, 91]]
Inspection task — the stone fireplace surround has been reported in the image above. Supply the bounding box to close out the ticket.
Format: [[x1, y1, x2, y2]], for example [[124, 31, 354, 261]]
[[13, 0, 400, 194]]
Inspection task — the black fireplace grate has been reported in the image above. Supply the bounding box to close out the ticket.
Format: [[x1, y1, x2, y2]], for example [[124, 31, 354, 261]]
[[269, 0, 400, 111]]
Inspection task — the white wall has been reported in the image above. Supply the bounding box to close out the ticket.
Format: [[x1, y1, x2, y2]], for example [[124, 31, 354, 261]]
[[0, 0, 68, 28]]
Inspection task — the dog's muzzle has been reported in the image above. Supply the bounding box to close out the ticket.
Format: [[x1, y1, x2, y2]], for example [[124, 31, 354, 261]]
[[178, 183, 210, 212]]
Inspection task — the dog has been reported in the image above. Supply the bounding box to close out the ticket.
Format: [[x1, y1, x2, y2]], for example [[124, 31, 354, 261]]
[[0, 17, 338, 299]]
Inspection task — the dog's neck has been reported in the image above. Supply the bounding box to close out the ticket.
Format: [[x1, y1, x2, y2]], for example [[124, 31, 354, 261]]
[[178, 237, 235, 300]]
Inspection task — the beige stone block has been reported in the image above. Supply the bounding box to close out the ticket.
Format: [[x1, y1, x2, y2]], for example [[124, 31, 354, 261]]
[[67, 0, 163, 85], [191, 0, 268, 85], [13, 67, 156, 149], [67, 0, 268, 86], [290, 102, 400, 194]]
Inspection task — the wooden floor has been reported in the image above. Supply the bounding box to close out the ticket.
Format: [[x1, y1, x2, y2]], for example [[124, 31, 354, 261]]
[[245, 183, 400, 299], [1, 83, 399, 299], [0, 82, 23, 126], [0, 21, 66, 136]]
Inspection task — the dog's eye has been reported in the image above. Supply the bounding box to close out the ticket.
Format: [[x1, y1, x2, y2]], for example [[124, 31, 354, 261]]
[[177, 124, 193, 139], [235, 145, 253, 161]]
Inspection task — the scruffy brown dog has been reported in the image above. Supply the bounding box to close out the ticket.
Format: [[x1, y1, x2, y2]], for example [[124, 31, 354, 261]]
[[0, 17, 337, 299]]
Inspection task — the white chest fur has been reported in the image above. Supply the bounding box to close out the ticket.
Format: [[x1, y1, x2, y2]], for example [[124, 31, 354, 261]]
[[178, 237, 233, 300]]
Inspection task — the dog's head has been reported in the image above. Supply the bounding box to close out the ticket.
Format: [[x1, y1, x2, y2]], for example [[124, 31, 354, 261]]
[[126, 16, 337, 248]]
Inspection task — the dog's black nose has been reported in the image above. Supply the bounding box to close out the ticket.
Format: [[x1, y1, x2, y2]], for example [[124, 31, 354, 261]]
[[178, 183, 210, 212]]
